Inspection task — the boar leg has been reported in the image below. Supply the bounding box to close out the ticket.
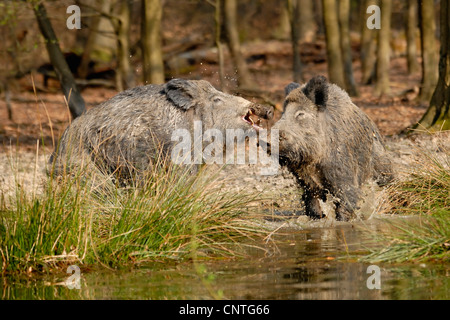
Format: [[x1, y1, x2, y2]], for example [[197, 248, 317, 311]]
[[333, 188, 359, 221], [302, 188, 326, 219]]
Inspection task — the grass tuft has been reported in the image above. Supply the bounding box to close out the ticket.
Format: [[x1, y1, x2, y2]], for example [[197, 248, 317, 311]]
[[0, 154, 268, 274], [361, 212, 449, 263], [360, 132, 449, 263]]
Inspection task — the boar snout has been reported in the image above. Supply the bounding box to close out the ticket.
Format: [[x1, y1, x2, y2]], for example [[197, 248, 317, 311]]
[[243, 104, 274, 130]]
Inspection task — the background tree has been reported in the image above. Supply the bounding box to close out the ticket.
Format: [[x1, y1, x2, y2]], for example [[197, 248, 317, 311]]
[[360, 0, 378, 84], [115, 0, 134, 91], [272, 2, 291, 40], [77, 2, 103, 79], [374, 0, 392, 96], [83, 0, 117, 65], [406, 0, 419, 74], [287, 0, 303, 82], [223, 0, 253, 90], [298, 0, 316, 42], [322, 0, 345, 88], [76, 1, 134, 91], [338, 0, 358, 96], [215, 0, 225, 90], [313, 0, 324, 36], [419, 0, 438, 101], [33, 2, 85, 119], [416, 0, 450, 131], [141, 0, 165, 84]]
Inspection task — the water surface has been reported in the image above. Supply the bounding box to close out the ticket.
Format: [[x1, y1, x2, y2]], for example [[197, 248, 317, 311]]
[[2, 217, 448, 300]]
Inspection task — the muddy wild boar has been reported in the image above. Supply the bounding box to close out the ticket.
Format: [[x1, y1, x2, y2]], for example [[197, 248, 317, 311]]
[[269, 76, 393, 221], [50, 78, 272, 183]]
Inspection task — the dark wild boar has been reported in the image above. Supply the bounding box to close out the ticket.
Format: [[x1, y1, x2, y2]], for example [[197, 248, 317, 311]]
[[267, 76, 393, 221]]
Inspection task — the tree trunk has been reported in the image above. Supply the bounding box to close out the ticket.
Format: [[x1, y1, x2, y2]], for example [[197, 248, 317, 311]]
[[360, 0, 377, 84], [313, 0, 324, 36], [322, 0, 345, 88], [298, 0, 316, 42], [374, 0, 392, 96], [338, 0, 358, 96], [419, 0, 439, 101], [78, 2, 103, 79], [33, 3, 85, 119], [287, 0, 303, 82], [116, 0, 134, 91], [272, 1, 291, 40], [406, 0, 420, 74], [223, 0, 253, 90], [416, 0, 450, 131], [141, 0, 165, 84], [215, 0, 225, 90], [91, 0, 117, 63]]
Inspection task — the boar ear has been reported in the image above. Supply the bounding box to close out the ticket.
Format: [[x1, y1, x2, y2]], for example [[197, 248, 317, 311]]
[[302, 76, 328, 110], [164, 79, 198, 110], [284, 82, 301, 96]]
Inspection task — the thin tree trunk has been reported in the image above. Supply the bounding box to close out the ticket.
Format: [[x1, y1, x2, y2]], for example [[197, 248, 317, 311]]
[[314, 0, 324, 36], [416, 0, 450, 131], [223, 0, 253, 90], [374, 0, 392, 96], [338, 0, 358, 96], [116, 0, 134, 91], [298, 0, 316, 42], [91, 0, 116, 62], [419, 0, 438, 101], [215, 0, 225, 90], [322, 0, 345, 88], [272, 1, 291, 40], [287, 0, 303, 82], [33, 3, 85, 119], [78, 4, 102, 79], [141, 0, 165, 84], [406, 0, 420, 74], [360, 0, 378, 84]]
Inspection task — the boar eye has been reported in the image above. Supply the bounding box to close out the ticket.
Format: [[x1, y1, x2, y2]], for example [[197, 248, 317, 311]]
[[295, 111, 305, 119], [213, 97, 223, 104]]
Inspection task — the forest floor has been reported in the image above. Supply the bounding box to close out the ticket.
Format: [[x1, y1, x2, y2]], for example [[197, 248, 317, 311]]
[[1, 42, 448, 222]]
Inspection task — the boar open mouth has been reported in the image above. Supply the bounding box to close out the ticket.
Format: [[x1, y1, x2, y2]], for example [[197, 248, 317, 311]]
[[242, 108, 262, 130]]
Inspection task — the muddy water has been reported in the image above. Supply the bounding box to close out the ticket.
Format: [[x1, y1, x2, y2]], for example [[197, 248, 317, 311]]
[[1, 217, 448, 300]]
